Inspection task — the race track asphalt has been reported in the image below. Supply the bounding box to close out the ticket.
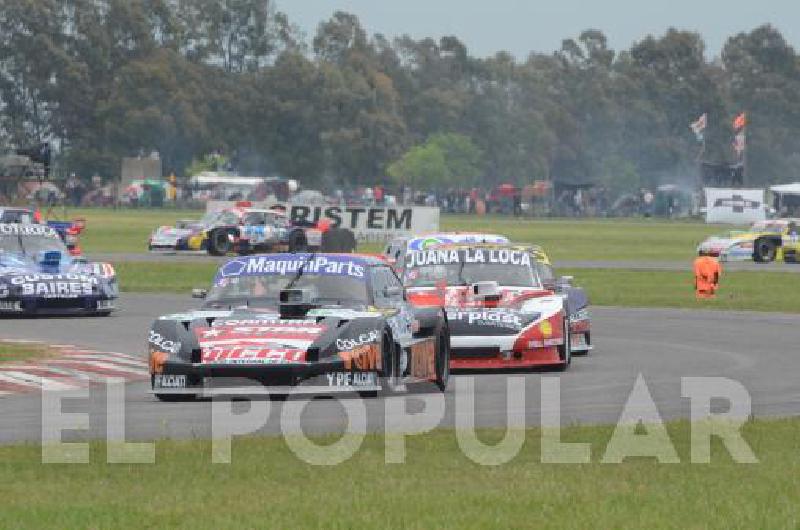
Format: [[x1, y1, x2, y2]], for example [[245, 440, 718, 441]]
[[94, 252, 800, 273], [1, 293, 799, 444]]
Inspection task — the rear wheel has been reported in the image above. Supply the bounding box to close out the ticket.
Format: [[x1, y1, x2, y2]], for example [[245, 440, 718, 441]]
[[753, 238, 777, 263], [288, 230, 308, 253], [208, 229, 232, 256]]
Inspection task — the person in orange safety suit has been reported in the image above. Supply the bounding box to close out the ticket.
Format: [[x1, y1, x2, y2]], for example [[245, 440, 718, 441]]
[[694, 251, 722, 299]]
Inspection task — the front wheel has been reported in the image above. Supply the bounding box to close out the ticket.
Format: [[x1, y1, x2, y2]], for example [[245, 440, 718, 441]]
[[554, 317, 572, 372], [753, 238, 777, 263], [434, 323, 450, 391], [208, 229, 232, 256]]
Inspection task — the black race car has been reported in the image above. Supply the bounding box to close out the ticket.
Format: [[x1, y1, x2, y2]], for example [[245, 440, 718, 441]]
[[148, 253, 450, 400]]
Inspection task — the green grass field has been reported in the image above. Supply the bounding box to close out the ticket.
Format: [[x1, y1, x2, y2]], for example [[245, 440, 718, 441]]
[[38, 208, 799, 312], [1, 418, 798, 528], [116, 261, 800, 313], [51, 208, 729, 261], [0, 342, 54, 364]]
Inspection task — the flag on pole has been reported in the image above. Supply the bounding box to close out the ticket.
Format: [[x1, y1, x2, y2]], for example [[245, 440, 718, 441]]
[[690, 113, 707, 141], [733, 112, 747, 131]]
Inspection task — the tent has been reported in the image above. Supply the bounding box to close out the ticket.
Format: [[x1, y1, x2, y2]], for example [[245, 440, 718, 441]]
[[770, 183, 800, 216]]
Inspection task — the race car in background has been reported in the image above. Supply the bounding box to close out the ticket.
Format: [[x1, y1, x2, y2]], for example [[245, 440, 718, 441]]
[[0, 223, 117, 316], [149, 205, 326, 255], [0, 206, 85, 256], [697, 219, 800, 263], [382, 232, 510, 271], [148, 253, 449, 400], [402, 244, 572, 370]]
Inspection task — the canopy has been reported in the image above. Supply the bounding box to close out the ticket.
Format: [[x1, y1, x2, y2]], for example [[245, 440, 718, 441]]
[[770, 183, 800, 196]]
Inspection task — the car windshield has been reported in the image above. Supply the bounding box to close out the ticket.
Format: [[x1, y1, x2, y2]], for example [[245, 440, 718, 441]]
[[403, 249, 540, 288], [207, 274, 369, 306], [0, 232, 68, 257]]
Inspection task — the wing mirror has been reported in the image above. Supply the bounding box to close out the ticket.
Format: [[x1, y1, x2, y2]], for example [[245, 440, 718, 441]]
[[559, 276, 574, 287], [192, 288, 208, 299]]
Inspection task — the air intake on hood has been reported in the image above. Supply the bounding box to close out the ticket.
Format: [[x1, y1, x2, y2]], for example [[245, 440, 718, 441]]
[[279, 288, 318, 319]]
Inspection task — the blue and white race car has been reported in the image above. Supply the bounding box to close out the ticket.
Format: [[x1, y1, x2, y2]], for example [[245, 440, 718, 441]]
[[0, 223, 118, 316]]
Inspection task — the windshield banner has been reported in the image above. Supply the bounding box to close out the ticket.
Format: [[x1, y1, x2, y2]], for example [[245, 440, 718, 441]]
[[0, 224, 59, 238], [406, 248, 531, 268], [215, 254, 368, 284]]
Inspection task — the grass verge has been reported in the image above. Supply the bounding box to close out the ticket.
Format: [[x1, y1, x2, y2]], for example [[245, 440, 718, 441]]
[[442, 215, 728, 262], [116, 261, 800, 314], [115, 261, 218, 294], [0, 342, 55, 364], [563, 268, 800, 313], [0, 418, 798, 528], [50, 207, 729, 261]]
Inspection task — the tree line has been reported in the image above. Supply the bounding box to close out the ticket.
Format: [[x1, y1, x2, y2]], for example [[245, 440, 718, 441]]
[[1, 0, 799, 192]]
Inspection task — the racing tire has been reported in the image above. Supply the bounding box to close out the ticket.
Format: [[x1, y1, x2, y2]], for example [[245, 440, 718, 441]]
[[321, 228, 357, 253], [288, 230, 308, 253], [360, 330, 398, 398], [753, 238, 777, 263], [554, 317, 572, 372], [95, 311, 112, 317], [208, 229, 232, 256], [434, 322, 450, 392]]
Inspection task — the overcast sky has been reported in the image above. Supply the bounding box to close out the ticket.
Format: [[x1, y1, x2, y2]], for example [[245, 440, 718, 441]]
[[277, 0, 799, 59]]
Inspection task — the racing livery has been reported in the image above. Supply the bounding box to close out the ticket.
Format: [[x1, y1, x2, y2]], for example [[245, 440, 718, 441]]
[[402, 245, 572, 370], [697, 219, 800, 263], [0, 223, 117, 316], [148, 206, 326, 255], [527, 245, 592, 354], [148, 253, 449, 399], [0, 207, 85, 256]]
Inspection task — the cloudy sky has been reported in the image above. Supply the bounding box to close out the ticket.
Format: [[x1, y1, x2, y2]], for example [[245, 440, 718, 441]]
[[278, 0, 798, 59]]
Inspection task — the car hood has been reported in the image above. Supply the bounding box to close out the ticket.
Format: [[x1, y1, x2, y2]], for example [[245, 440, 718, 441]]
[[156, 307, 384, 365]]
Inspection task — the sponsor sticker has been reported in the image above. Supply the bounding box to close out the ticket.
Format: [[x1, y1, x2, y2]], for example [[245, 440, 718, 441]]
[[406, 248, 531, 268], [336, 330, 380, 351], [201, 347, 306, 364], [153, 374, 186, 389], [325, 371, 378, 387], [217, 255, 367, 283], [0, 224, 59, 237], [450, 309, 523, 330], [149, 330, 181, 354]]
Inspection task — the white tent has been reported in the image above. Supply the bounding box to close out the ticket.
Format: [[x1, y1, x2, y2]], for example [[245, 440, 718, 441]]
[[770, 183, 800, 196]]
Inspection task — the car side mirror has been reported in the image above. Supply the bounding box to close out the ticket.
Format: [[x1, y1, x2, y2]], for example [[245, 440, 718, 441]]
[[559, 276, 574, 287], [192, 288, 208, 299]]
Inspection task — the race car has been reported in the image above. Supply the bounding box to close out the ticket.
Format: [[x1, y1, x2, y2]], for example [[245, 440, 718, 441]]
[[697, 219, 800, 263], [527, 245, 592, 354], [382, 232, 510, 271], [402, 244, 572, 370], [0, 206, 85, 256], [148, 205, 332, 255], [148, 253, 450, 399], [0, 223, 117, 316]]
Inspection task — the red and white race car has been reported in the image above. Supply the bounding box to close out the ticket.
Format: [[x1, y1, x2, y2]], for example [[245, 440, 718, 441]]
[[403, 244, 572, 370]]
